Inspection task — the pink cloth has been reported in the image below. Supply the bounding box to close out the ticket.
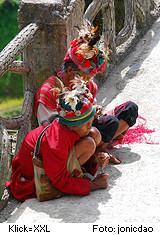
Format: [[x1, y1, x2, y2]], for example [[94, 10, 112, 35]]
[[113, 115, 159, 146]]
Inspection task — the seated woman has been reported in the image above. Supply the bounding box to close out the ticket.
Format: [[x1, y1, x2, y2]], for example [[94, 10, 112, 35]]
[[35, 23, 138, 163], [7, 83, 109, 201], [34, 23, 108, 126], [93, 101, 139, 153], [34, 61, 98, 126]]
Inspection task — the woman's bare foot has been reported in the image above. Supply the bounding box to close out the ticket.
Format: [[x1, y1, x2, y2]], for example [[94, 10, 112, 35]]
[[90, 173, 109, 190], [95, 151, 121, 168]]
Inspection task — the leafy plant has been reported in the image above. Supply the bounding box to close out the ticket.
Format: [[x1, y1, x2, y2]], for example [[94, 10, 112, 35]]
[[0, 0, 23, 99], [0, 97, 23, 117]]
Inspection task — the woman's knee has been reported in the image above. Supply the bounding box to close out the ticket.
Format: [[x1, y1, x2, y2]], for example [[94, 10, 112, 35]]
[[85, 136, 97, 155], [127, 101, 138, 114], [94, 115, 119, 143], [116, 101, 138, 127], [88, 127, 102, 146], [77, 136, 96, 156], [125, 101, 138, 126]]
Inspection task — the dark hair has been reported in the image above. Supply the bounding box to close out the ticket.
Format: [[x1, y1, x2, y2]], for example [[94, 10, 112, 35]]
[[88, 34, 101, 47], [61, 61, 79, 72]]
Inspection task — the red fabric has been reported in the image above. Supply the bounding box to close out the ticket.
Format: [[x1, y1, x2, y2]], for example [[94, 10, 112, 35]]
[[8, 125, 44, 201], [87, 79, 98, 100], [34, 76, 58, 115], [112, 115, 158, 146], [64, 39, 107, 77], [9, 120, 90, 201], [34, 75, 98, 117]]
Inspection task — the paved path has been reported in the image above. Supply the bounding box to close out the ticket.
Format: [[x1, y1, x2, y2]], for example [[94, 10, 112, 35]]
[[6, 18, 160, 226]]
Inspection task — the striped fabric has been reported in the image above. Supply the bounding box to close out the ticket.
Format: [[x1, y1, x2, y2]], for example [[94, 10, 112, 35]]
[[34, 76, 62, 115], [34, 76, 97, 117]]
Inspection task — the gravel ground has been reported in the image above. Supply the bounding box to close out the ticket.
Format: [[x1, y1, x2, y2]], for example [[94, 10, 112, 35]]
[[0, 198, 21, 223], [0, 188, 21, 223]]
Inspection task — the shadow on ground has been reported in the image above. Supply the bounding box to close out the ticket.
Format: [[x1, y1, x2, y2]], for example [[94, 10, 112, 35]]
[[7, 147, 141, 223], [109, 146, 141, 165]]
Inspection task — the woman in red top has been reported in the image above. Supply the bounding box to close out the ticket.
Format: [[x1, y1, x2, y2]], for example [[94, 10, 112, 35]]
[[34, 24, 138, 156], [9, 83, 109, 201], [34, 61, 98, 125]]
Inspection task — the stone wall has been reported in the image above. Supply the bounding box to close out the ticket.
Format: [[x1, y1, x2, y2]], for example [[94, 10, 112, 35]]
[[19, 0, 85, 91]]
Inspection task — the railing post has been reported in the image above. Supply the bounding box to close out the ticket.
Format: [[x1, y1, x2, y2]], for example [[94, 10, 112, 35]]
[[0, 125, 10, 202], [16, 0, 85, 143], [102, 0, 116, 64], [136, 0, 153, 27], [18, 0, 85, 92], [116, 0, 136, 47]]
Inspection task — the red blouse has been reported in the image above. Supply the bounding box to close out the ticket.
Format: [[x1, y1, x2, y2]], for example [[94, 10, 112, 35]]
[[9, 119, 90, 201], [34, 75, 98, 116]]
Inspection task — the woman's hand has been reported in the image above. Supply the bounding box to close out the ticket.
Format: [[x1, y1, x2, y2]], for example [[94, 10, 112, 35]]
[[96, 105, 103, 116], [94, 105, 103, 119], [96, 152, 110, 169]]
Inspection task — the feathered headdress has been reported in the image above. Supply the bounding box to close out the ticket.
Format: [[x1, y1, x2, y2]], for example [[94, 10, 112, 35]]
[[64, 19, 110, 77], [51, 76, 95, 126]]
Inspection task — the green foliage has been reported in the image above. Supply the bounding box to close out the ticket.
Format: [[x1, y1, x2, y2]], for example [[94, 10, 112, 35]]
[[0, 0, 19, 6], [0, 72, 23, 98], [1, 107, 21, 118], [0, 0, 23, 99], [0, 0, 19, 50], [0, 97, 23, 117], [0, 97, 23, 111]]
